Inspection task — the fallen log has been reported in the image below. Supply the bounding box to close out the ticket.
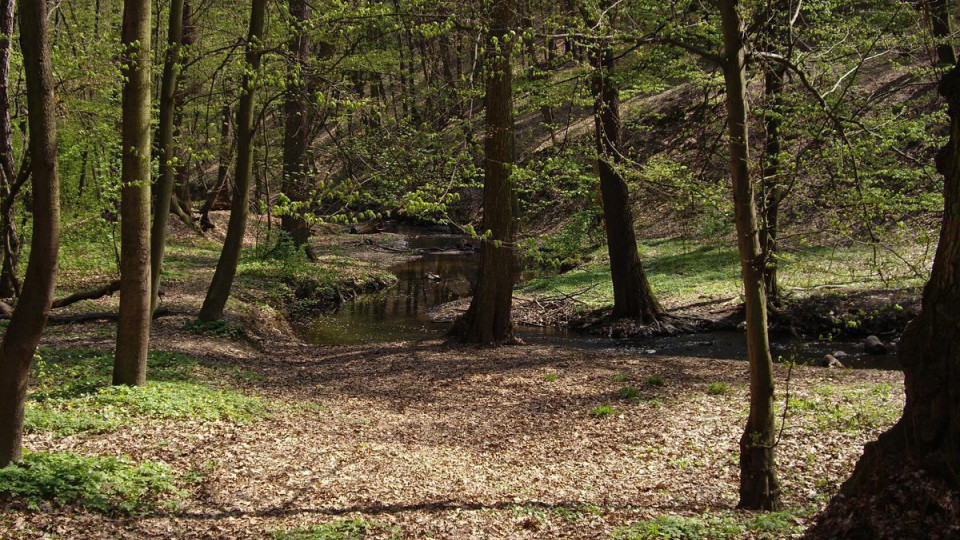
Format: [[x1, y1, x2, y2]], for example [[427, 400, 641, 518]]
[[51, 280, 121, 309]]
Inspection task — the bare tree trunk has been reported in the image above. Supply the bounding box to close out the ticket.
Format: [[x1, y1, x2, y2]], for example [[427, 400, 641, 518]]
[[200, 103, 232, 231], [150, 0, 185, 311], [281, 0, 314, 255], [930, 0, 957, 66], [591, 43, 663, 323], [449, 0, 518, 345], [0, 0, 19, 299], [718, 0, 782, 511], [198, 0, 267, 322], [805, 63, 960, 540], [0, 0, 61, 466], [114, 0, 153, 386]]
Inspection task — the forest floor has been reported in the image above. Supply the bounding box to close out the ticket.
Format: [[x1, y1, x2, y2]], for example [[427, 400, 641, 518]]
[[0, 217, 909, 539]]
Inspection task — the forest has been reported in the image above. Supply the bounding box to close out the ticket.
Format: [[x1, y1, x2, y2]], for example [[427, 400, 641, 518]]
[[0, 0, 958, 538]]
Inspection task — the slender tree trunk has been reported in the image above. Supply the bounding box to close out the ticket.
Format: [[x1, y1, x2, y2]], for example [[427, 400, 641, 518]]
[[449, 0, 518, 345], [591, 43, 663, 323], [0, 0, 61, 466], [0, 0, 19, 299], [805, 63, 960, 540], [149, 0, 185, 311], [281, 0, 314, 254], [759, 4, 786, 306], [114, 0, 153, 386], [718, 0, 782, 511], [198, 0, 267, 322]]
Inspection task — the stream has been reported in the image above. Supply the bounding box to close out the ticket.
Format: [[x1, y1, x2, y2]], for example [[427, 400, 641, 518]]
[[296, 227, 901, 371]]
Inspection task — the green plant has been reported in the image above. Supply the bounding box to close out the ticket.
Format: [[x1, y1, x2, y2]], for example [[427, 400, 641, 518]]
[[617, 386, 640, 402], [591, 405, 616, 418], [645, 375, 664, 387], [543, 373, 559, 382], [185, 319, 246, 339], [707, 382, 729, 396], [271, 519, 382, 540], [611, 373, 630, 383], [0, 451, 182, 514]]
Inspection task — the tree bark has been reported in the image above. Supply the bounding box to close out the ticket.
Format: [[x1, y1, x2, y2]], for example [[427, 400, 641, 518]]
[[114, 0, 153, 386], [198, 0, 268, 322], [150, 0, 186, 312], [280, 0, 314, 254], [0, 0, 19, 299], [591, 43, 663, 323], [930, 0, 957, 66], [718, 0, 782, 511], [449, 0, 519, 345], [805, 62, 960, 540], [0, 0, 61, 466]]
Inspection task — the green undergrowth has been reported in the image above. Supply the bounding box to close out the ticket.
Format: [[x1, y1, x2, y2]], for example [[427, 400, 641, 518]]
[[271, 518, 395, 539], [783, 383, 901, 432], [612, 510, 806, 540], [520, 237, 928, 311], [25, 348, 266, 436], [0, 451, 182, 514]]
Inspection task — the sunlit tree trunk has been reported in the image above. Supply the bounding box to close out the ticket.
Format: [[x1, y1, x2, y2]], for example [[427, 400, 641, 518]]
[[591, 43, 663, 323], [449, 0, 519, 345], [114, 0, 153, 386], [150, 0, 186, 311], [0, 0, 61, 466], [198, 0, 268, 322], [718, 0, 782, 511]]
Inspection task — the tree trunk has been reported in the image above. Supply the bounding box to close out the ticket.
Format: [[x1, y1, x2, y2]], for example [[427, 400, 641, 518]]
[[114, 0, 153, 386], [759, 11, 786, 305], [0, 0, 19, 299], [930, 0, 957, 66], [200, 103, 232, 231], [449, 0, 518, 345], [718, 0, 782, 511], [0, 0, 61, 466], [591, 43, 663, 323], [280, 0, 314, 254], [149, 0, 185, 311], [804, 62, 960, 540], [198, 0, 267, 322]]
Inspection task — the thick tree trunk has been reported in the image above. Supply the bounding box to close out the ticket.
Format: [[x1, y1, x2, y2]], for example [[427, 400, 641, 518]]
[[0, 0, 19, 299], [149, 0, 185, 311], [0, 0, 61, 466], [280, 0, 314, 254], [591, 44, 663, 323], [805, 63, 960, 540], [198, 0, 267, 322], [718, 0, 782, 511], [449, 0, 518, 345], [114, 0, 153, 386]]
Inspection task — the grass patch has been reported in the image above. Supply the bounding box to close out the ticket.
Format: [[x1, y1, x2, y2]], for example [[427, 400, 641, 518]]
[[186, 319, 246, 339], [543, 372, 559, 382], [611, 373, 630, 383], [0, 451, 181, 514], [617, 386, 640, 402], [271, 518, 389, 539], [645, 375, 665, 387], [613, 511, 804, 539], [707, 382, 729, 396], [25, 348, 266, 436], [591, 405, 617, 418]]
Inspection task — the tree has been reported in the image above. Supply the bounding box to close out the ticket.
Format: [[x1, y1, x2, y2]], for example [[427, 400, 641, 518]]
[[804, 44, 960, 540], [449, 0, 519, 345], [281, 0, 315, 255], [198, 0, 268, 322], [150, 0, 187, 311], [591, 40, 664, 323], [718, 0, 782, 511], [114, 0, 153, 386], [0, 0, 61, 466], [0, 0, 20, 299]]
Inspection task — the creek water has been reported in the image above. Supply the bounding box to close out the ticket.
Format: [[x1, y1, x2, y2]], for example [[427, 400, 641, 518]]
[[296, 228, 901, 371]]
